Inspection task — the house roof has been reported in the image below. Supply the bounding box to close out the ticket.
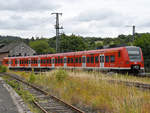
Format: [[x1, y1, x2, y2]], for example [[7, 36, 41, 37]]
[[0, 42, 22, 53]]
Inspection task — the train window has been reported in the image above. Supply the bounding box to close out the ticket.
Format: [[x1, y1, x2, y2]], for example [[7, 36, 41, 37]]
[[64, 58, 67, 63], [61, 58, 63, 63], [49, 59, 51, 64], [55, 58, 58, 64], [87, 57, 90, 63], [118, 51, 121, 57], [82, 57, 86, 63], [47, 59, 49, 64], [75, 57, 78, 63], [105, 56, 109, 63], [71, 58, 74, 63], [91, 56, 94, 63], [15, 60, 17, 64], [110, 56, 115, 62], [95, 56, 99, 63], [29, 60, 30, 64], [6, 61, 8, 64], [67, 58, 70, 63], [53, 59, 55, 64], [79, 57, 82, 63], [44, 59, 47, 64], [58, 58, 61, 64]]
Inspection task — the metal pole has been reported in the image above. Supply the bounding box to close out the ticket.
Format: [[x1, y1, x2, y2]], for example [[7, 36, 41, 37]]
[[51, 13, 63, 53], [132, 25, 135, 41]]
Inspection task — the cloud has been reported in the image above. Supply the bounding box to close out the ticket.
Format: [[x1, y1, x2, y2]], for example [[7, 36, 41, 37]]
[[75, 9, 121, 22], [0, 0, 59, 12], [0, 14, 52, 30]]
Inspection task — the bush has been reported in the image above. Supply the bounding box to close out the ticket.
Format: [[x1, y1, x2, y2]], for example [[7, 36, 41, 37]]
[[0, 65, 7, 72], [55, 69, 68, 82]]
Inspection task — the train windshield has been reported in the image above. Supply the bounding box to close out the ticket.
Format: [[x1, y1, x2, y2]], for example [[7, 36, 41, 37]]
[[126, 47, 141, 61]]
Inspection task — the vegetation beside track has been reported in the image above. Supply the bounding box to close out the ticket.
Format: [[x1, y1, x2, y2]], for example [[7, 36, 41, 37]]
[[3, 76, 43, 113], [12, 69, 150, 113]]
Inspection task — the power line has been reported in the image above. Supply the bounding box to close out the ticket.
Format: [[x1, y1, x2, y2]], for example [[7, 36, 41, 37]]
[[51, 13, 63, 53]]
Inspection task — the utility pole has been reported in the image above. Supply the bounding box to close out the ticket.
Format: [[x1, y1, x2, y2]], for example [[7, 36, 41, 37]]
[[51, 13, 63, 53], [126, 25, 136, 42]]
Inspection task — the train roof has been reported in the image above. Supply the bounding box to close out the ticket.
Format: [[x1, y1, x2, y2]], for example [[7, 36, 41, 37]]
[[4, 46, 139, 59]]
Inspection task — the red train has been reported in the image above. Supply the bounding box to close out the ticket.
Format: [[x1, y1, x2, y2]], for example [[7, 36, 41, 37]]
[[2, 46, 144, 73]]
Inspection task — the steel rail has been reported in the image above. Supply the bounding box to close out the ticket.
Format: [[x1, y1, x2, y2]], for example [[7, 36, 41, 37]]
[[4, 73, 85, 113]]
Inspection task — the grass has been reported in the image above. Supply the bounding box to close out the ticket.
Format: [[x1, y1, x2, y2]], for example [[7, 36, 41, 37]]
[[3, 76, 43, 113], [13, 69, 150, 113], [0, 65, 8, 72]]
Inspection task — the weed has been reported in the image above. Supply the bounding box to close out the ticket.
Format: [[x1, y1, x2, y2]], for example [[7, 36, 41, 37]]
[[14, 69, 150, 113], [0, 65, 7, 72], [54, 69, 68, 82], [29, 72, 36, 83]]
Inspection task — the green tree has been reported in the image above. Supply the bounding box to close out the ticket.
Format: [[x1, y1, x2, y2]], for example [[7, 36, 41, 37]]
[[29, 39, 56, 54], [134, 33, 150, 59], [59, 34, 88, 52]]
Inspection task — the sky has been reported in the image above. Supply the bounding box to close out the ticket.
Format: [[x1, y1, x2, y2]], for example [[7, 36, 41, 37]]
[[0, 0, 150, 38]]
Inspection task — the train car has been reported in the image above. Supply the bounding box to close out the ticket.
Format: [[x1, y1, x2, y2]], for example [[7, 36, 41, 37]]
[[2, 46, 144, 73]]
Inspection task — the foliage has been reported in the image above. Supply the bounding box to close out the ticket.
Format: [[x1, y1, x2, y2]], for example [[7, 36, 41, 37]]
[[29, 39, 56, 54], [28, 72, 36, 83], [59, 34, 88, 52], [18, 70, 150, 113], [134, 33, 150, 59], [0, 65, 7, 72], [54, 69, 68, 82], [4, 77, 41, 113]]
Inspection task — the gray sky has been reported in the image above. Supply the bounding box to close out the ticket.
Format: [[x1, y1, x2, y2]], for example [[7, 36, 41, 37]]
[[0, 0, 150, 38]]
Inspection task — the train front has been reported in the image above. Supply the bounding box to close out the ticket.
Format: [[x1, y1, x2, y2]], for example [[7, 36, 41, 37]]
[[126, 46, 144, 73]]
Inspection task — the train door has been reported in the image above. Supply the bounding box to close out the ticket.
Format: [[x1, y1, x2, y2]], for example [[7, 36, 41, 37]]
[[64, 57, 67, 68], [17, 59, 19, 67], [82, 56, 86, 68], [52, 57, 55, 68], [100, 54, 104, 68]]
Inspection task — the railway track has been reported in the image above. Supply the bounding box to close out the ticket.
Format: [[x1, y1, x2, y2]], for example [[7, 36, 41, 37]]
[[107, 79, 150, 90], [1, 73, 85, 113]]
